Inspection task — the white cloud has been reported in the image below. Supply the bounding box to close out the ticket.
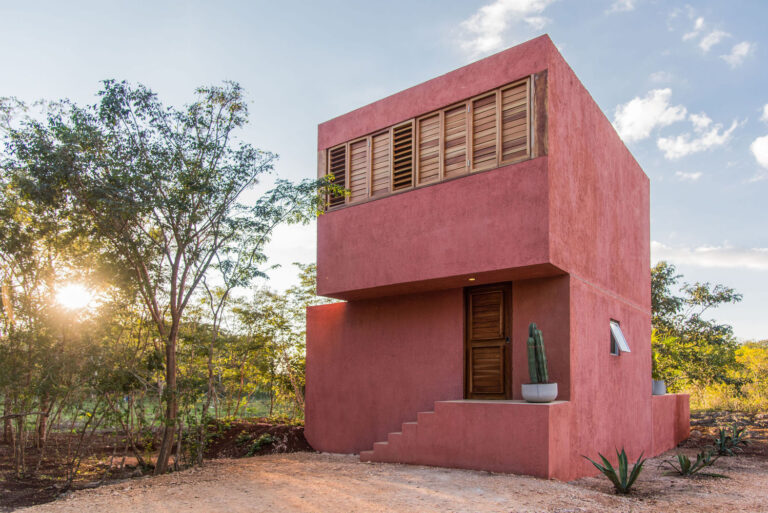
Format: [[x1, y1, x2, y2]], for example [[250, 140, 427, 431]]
[[682, 17, 705, 41], [751, 135, 768, 169], [761, 104, 768, 123], [675, 171, 702, 181], [657, 113, 738, 159], [689, 113, 712, 131], [459, 0, 557, 57], [721, 41, 753, 68], [652, 241, 768, 270], [649, 71, 673, 83], [698, 29, 729, 52], [613, 89, 687, 142], [607, 0, 635, 13]]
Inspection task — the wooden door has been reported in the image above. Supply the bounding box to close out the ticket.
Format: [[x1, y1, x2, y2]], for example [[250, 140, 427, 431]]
[[466, 285, 510, 399]]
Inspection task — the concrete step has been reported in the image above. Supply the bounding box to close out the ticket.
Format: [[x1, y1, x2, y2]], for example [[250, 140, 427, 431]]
[[359, 450, 374, 462]]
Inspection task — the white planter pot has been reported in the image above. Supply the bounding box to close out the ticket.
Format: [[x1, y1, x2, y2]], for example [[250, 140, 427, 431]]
[[521, 383, 558, 403], [652, 379, 667, 396]]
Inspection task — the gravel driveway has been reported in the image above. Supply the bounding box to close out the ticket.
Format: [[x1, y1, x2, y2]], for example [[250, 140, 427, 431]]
[[17, 451, 768, 513]]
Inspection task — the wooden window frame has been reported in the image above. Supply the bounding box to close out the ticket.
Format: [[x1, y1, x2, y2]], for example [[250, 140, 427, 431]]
[[440, 100, 470, 180], [499, 77, 531, 166], [369, 129, 392, 199], [391, 120, 415, 192], [326, 142, 348, 210], [469, 90, 500, 174], [347, 136, 370, 204], [415, 112, 443, 186]]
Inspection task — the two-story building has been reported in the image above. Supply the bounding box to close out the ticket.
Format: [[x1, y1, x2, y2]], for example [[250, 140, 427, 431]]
[[305, 35, 689, 480]]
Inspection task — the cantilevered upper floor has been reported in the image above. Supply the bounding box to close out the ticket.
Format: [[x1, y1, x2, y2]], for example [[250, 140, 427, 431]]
[[316, 35, 650, 310]]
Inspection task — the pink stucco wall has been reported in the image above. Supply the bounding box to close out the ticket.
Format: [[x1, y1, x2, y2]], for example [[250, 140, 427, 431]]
[[317, 159, 552, 299], [305, 289, 463, 453], [547, 46, 651, 309], [307, 34, 688, 479], [306, 275, 573, 454], [361, 400, 573, 479], [652, 394, 691, 454]]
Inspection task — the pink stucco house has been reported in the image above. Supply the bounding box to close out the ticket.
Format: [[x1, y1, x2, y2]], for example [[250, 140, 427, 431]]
[[305, 35, 689, 480]]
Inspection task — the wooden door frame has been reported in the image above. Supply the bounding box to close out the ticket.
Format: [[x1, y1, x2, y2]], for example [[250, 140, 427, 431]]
[[464, 282, 513, 400]]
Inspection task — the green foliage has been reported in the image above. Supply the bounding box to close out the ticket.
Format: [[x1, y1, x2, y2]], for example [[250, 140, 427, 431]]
[[246, 433, 275, 456], [713, 424, 749, 456], [651, 262, 743, 391], [664, 450, 726, 478], [583, 448, 646, 494], [526, 323, 549, 384], [4, 80, 336, 473]]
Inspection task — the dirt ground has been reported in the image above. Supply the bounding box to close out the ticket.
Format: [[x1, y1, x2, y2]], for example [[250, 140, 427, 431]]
[[15, 447, 768, 513], [0, 419, 310, 510], [7, 411, 768, 512]]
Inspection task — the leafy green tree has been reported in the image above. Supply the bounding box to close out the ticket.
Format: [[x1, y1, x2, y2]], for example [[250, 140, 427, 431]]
[[5, 81, 333, 473], [651, 261, 743, 391]]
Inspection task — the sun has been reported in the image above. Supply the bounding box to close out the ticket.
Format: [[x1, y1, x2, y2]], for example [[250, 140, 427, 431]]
[[56, 283, 95, 310]]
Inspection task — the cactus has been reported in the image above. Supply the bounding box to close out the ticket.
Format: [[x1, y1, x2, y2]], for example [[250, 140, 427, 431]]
[[527, 322, 549, 384]]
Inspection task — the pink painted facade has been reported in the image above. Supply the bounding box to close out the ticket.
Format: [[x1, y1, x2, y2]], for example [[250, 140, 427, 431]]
[[306, 35, 689, 480]]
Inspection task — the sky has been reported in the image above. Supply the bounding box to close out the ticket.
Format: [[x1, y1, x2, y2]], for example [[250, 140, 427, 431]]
[[1, 0, 766, 340]]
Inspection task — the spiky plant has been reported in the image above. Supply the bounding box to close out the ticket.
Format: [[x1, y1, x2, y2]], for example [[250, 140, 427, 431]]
[[664, 450, 726, 478], [583, 448, 646, 494], [713, 424, 749, 456]]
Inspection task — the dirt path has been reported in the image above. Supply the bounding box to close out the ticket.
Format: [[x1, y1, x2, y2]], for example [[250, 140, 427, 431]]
[[16, 450, 768, 513]]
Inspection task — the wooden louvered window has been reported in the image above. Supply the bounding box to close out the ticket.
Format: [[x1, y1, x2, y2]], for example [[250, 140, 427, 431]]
[[371, 131, 391, 197], [443, 103, 468, 179], [392, 122, 414, 190], [471, 93, 498, 172], [500, 80, 529, 163], [348, 139, 369, 203], [416, 114, 441, 185], [324, 76, 533, 209], [327, 145, 347, 208]]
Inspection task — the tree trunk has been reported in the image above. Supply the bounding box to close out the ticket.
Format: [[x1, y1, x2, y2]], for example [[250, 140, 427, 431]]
[[36, 395, 49, 448], [154, 328, 178, 475], [3, 396, 13, 445]]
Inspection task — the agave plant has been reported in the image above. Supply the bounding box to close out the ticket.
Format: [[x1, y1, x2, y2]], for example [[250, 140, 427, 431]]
[[584, 448, 646, 494], [713, 424, 749, 456], [664, 450, 726, 478]]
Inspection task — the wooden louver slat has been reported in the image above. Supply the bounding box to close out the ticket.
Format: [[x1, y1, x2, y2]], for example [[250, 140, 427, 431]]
[[471, 93, 498, 171], [327, 145, 347, 208], [417, 114, 440, 185], [500, 81, 529, 163], [348, 139, 368, 203], [371, 132, 391, 196], [392, 122, 414, 190]]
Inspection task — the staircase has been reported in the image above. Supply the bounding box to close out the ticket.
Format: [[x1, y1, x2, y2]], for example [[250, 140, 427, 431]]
[[359, 399, 570, 479]]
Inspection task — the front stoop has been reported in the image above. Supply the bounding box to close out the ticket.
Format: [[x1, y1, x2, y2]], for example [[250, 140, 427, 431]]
[[359, 400, 572, 479]]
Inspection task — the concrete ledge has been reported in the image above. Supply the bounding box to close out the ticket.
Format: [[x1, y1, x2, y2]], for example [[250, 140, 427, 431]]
[[367, 399, 573, 479], [652, 393, 690, 454]]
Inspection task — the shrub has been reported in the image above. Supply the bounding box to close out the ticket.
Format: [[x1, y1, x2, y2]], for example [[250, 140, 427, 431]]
[[584, 448, 646, 494]]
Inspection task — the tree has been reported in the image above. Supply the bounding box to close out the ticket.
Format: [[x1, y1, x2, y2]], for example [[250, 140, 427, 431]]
[[651, 261, 743, 391], [5, 81, 333, 473]]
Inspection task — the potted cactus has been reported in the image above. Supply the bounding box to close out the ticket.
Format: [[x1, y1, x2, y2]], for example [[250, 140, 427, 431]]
[[522, 322, 558, 403], [651, 348, 666, 395]]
